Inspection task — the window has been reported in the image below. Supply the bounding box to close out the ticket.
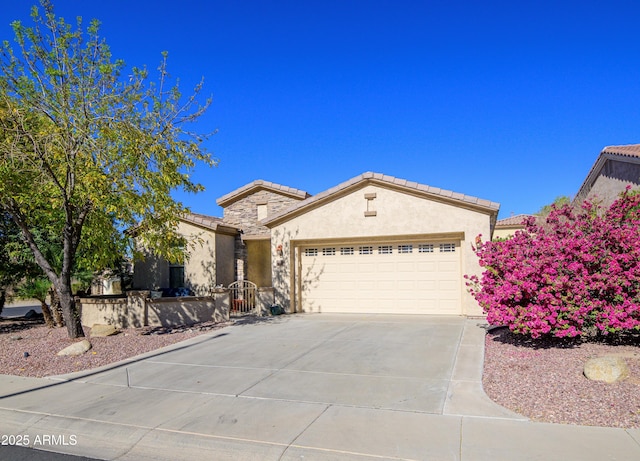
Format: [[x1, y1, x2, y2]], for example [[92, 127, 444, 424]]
[[169, 265, 185, 288], [359, 246, 373, 255], [440, 243, 456, 253], [304, 248, 318, 257], [418, 244, 434, 253], [398, 244, 413, 254], [322, 247, 336, 256], [378, 245, 393, 254], [340, 247, 354, 255], [257, 203, 268, 220]]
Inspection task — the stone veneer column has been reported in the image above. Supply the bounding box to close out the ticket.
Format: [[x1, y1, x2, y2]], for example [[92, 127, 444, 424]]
[[234, 234, 247, 281]]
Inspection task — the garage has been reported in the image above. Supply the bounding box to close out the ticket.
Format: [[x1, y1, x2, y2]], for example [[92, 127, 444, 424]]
[[264, 172, 499, 316], [299, 240, 461, 314]]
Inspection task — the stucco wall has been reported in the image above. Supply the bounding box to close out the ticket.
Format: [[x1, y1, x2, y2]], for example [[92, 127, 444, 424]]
[[177, 221, 217, 295], [133, 221, 235, 294], [215, 232, 236, 287], [80, 291, 230, 328], [492, 228, 521, 240], [246, 239, 272, 287], [585, 159, 640, 207], [270, 183, 493, 316]]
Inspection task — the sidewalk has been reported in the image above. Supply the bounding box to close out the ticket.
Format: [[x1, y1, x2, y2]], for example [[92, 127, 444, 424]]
[[0, 315, 638, 460]]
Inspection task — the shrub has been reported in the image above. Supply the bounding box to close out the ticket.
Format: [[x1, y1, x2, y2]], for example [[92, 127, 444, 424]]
[[466, 189, 640, 338]]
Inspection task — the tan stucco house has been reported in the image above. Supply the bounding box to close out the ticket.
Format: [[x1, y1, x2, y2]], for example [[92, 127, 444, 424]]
[[133, 172, 500, 316], [493, 214, 536, 240], [132, 214, 239, 295], [575, 144, 640, 207]]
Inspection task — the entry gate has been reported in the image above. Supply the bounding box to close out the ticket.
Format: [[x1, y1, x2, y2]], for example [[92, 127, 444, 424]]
[[228, 280, 257, 316]]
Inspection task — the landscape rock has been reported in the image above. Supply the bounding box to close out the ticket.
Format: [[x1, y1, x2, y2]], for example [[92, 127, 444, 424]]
[[583, 356, 629, 383], [57, 339, 92, 357], [90, 324, 119, 337]]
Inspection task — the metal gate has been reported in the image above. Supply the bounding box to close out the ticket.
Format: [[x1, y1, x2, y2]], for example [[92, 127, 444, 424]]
[[228, 280, 257, 316]]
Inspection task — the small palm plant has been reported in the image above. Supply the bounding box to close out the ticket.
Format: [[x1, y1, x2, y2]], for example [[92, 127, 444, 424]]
[[16, 278, 57, 327]]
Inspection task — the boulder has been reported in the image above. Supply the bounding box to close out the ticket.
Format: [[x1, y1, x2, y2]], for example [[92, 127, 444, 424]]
[[90, 324, 119, 337], [583, 356, 629, 383], [57, 339, 92, 357]]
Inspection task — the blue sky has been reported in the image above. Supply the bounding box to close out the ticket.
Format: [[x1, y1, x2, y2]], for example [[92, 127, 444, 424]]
[[3, 1, 640, 219]]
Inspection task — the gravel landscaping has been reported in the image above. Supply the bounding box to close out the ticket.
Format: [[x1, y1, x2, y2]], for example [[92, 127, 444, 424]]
[[483, 326, 640, 428], [0, 317, 230, 378]]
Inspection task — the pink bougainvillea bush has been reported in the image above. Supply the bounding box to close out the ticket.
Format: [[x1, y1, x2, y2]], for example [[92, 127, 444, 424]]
[[466, 189, 640, 338]]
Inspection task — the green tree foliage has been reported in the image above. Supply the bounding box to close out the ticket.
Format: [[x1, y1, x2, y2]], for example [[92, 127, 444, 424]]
[[0, 211, 33, 315], [536, 195, 572, 217], [0, 2, 216, 338]]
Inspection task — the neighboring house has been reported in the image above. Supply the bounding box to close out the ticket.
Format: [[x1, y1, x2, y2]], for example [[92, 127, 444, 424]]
[[493, 214, 536, 240], [575, 144, 640, 207], [133, 172, 500, 316]]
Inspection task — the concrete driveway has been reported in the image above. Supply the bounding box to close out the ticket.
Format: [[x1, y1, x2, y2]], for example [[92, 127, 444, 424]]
[[1, 314, 639, 460]]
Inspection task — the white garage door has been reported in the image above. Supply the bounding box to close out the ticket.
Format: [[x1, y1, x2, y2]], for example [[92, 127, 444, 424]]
[[299, 241, 461, 314]]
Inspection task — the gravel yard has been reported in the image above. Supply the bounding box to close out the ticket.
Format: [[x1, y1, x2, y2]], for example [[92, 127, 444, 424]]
[[483, 326, 640, 428], [0, 317, 230, 378], [1, 316, 638, 429]]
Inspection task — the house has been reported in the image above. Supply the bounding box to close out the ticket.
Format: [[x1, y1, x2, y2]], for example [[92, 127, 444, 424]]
[[133, 172, 500, 316], [132, 180, 311, 295], [132, 214, 239, 295], [575, 144, 640, 207], [493, 214, 535, 240]]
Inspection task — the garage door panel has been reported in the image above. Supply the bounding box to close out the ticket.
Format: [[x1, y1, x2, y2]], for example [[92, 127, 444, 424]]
[[377, 262, 396, 271], [377, 280, 395, 290], [322, 264, 341, 274], [417, 262, 437, 271], [300, 240, 461, 315], [358, 263, 376, 273], [358, 280, 377, 290], [340, 263, 359, 274], [398, 280, 415, 290], [438, 261, 458, 272], [397, 262, 415, 272], [439, 300, 460, 313], [439, 280, 459, 291]]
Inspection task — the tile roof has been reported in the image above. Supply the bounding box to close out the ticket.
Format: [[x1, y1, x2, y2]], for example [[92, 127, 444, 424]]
[[216, 179, 310, 207], [263, 172, 500, 226], [495, 214, 535, 228], [601, 144, 640, 158], [181, 212, 239, 232]]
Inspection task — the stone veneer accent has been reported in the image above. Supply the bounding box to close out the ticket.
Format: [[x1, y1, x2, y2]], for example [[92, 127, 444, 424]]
[[219, 185, 309, 283], [223, 189, 306, 236]]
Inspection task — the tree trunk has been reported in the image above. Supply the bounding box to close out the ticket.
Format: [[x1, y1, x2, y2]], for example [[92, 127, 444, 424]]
[[58, 286, 84, 338], [49, 287, 65, 327], [40, 301, 56, 328], [0, 289, 5, 318]]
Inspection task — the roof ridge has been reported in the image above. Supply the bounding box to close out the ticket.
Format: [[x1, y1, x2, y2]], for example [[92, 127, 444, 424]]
[[216, 179, 310, 206], [263, 172, 500, 226]]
